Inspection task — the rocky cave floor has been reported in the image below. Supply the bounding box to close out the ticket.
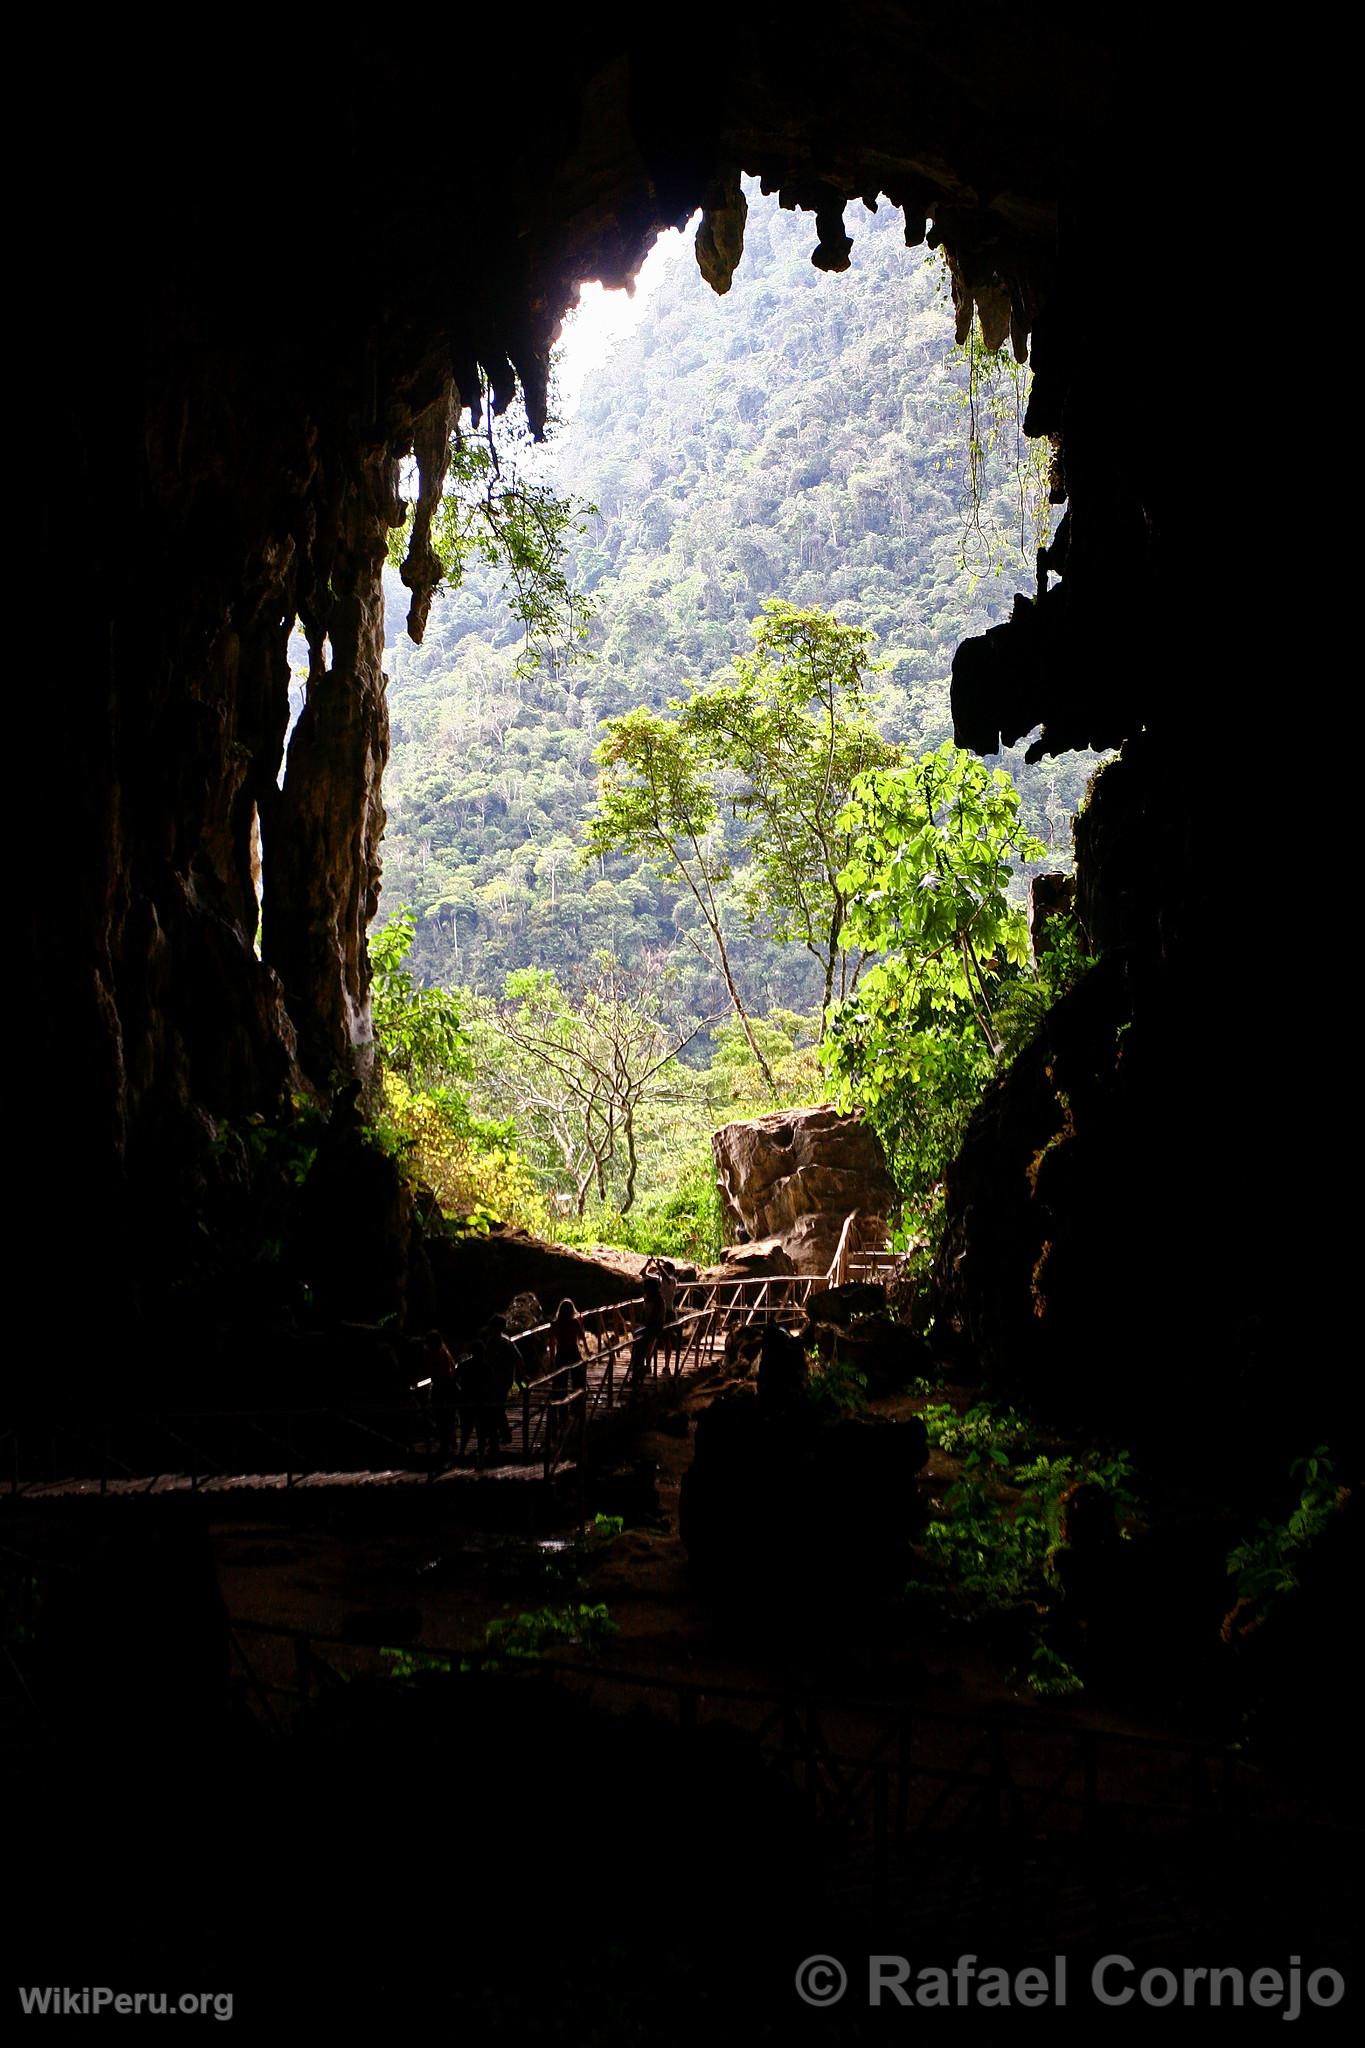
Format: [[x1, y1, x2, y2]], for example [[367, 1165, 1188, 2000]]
[[207, 1366, 1362, 1985], [10, 1367, 1359, 2027], [217, 1370, 1228, 1747]]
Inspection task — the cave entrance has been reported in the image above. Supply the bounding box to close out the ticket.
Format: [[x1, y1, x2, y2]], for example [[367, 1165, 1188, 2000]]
[[376, 179, 1093, 1028]]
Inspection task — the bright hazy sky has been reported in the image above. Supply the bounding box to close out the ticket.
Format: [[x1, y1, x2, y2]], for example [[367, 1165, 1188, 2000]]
[[553, 217, 699, 417]]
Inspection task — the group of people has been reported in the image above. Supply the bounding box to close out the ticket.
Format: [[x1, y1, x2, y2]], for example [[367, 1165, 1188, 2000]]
[[418, 1258, 685, 1466], [421, 1318, 519, 1465]]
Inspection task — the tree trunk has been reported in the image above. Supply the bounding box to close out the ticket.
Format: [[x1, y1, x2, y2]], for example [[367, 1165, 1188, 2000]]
[[621, 1112, 639, 1214], [818, 940, 837, 1044], [712, 921, 780, 1099]]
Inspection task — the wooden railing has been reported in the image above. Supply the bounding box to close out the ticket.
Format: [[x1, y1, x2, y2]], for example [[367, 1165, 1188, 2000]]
[[673, 1270, 817, 1325], [4, 1222, 913, 1497], [513, 1300, 718, 1481], [827, 1211, 861, 1289], [844, 1249, 909, 1286], [827, 1214, 911, 1291]]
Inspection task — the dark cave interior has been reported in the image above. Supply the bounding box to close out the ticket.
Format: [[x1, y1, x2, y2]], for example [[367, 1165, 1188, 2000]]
[[12, 9, 1357, 2032]]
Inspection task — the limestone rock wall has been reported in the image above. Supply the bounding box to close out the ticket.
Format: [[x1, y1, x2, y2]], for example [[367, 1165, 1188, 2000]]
[[23, 10, 1328, 1469]]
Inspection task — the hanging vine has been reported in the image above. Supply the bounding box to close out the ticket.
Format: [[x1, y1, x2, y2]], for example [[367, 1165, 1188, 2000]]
[[928, 253, 1060, 584]]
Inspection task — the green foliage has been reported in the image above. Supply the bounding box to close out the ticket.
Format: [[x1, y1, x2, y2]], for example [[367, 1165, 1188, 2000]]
[[920, 1461, 1050, 1606], [483, 1602, 618, 1662], [1226, 1448, 1343, 1619], [921, 1400, 1032, 1458], [388, 378, 596, 673], [586, 702, 778, 1093], [823, 741, 1046, 1199], [914, 1393, 1137, 1624], [369, 907, 546, 1231], [380, 1597, 619, 1681], [380, 1645, 455, 1678], [1026, 1642, 1085, 1698], [214, 1096, 328, 1193], [993, 918, 1090, 1061], [944, 290, 1056, 582], [564, 1154, 727, 1264], [469, 954, 710, 1218], [678, 600, 900, 1024], [587, 598, 901, 1079], [378, 183, 1100, 1011], [806, 1351, 869, 1419], [704, 1012, 824, 1114], [369, 907, 469, 1088], [380, 1072, 548, 1235], [586, 706, 723, 878], [530, 1515, 627, 1598]]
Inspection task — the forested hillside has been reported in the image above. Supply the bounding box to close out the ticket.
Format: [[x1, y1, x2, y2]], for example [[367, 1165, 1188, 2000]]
[[375, 184, 1097, 1014]]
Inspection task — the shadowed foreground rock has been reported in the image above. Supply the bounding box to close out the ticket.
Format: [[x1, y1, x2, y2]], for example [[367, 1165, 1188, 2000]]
[[680, 1327, 928, 1615], [806, 1284, 931, 1396]]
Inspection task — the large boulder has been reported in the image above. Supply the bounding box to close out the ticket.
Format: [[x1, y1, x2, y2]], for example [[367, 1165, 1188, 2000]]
[[427, 1228, 640, 1349], [712, 1105, 897, 1275], [709, 1236, 794, 1280]]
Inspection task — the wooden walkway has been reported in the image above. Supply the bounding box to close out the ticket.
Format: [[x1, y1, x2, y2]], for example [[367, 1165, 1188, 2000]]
[[1, 1269, 854, 1500]]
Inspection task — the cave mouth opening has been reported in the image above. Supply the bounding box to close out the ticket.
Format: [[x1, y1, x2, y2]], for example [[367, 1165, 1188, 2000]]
[[27, 16, 1331, 1529], [370, 175, 1094, 1050], [17, 32, 1357, 1993]]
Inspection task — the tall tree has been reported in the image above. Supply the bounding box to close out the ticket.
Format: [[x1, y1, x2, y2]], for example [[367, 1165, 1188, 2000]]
[[681, 600, 899, 1035], [584, 709, 780, 1097]]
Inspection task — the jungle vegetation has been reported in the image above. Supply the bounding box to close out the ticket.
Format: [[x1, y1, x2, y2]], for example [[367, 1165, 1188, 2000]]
[[355, 182, 1102, 1257]]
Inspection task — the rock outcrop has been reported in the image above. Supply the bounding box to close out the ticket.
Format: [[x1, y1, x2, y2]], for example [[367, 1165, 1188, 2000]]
[[805, 1284, 927, 1396], [427, 1226, 641, 1344], [712, 1105, 897, 1275]]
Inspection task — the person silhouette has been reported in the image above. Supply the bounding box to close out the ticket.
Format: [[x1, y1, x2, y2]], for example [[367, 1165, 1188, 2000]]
[[629, 1269, 666, 1388], [551, 1298, 587, 1394]]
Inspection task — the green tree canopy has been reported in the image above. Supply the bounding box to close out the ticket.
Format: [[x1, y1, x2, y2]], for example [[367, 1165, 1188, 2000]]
[[369, 907, 469, 1090], [823, 742, 1046, 1197], [586, 599, 900, 1080], [585, 705, 778, 1095], [680, 600, 899, 1031]]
